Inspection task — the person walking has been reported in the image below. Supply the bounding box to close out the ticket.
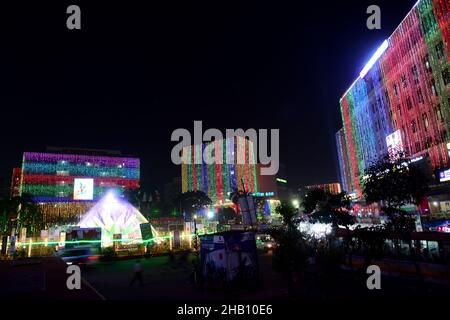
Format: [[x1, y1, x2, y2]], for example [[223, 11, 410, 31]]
[[130, 259, 144, 286]]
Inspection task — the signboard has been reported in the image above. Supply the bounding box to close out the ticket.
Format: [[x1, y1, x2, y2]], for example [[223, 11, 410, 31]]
[[9, 235, 16, 256], [1, 236, 7, 255], [173, 230, 181, 248], [386, 130, 404, 159], [20, 228, 27, 243], [140, 223, 153, 241], [239, 195, 257, 226], [73, 178, 94, 200], [40, 230, 49, 241], [439, 169, 450, 182], [113, 234, 121, 251]]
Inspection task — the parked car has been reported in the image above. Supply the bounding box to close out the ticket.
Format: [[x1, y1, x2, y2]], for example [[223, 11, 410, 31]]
[[256, 234, 277, 251], [57, 247, 99, 266]]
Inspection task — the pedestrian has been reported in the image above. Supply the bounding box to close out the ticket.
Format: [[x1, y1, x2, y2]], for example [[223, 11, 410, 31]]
[[130, 259, 144, 286]]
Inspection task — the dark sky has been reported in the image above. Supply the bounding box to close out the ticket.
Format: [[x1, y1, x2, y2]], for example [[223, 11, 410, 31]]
[[0, 0, 415, 191]]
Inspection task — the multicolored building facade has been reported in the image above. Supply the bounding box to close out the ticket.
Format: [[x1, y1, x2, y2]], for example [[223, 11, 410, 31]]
[[181, 136, 258, 203], [304, 182, 342, 195], [337, 0, 449, 197], [20, 151, 140, 224]]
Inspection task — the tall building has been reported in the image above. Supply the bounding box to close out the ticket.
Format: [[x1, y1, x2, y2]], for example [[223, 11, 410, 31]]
[[19, 149, 140, 224], [302, 182, 342, 195], [181, 136, 258, 203], [337, 0, 449, 196]]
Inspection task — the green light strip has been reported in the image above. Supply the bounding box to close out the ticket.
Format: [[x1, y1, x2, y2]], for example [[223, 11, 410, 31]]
[[15, 234, 199, 247]]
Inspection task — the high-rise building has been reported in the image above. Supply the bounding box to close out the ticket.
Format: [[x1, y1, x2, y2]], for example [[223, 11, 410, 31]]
[[337, 0, 449, 196], [302, 182, 342, 195], [19, 149, 140, 224], [181, 136, 258, 203]]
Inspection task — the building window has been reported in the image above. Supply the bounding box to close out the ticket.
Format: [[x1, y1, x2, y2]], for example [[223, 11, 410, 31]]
[[393, 83, 399, 97], [431, 79, 438, 96], [422, 113, 429, 131], [401, 74, 407, 88], [424, 54, 432, 73], [436, 41, 445, 60], [417, 89, 424, 103], [412, 64, 419, 83], [426, 136, 433, 148], [406, 96, 413, 110], [411, 120, 417, 133], [443, 68, 450, 86], [436, 104, 443, 122], [415, 141, 421, 152], [397, 104, 402, 116]]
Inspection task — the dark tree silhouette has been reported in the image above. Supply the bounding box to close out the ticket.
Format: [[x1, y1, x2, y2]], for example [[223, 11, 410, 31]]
[[302, 188, 355, 232], [268, 204, 308, 297], [176, 191, 212, 221]]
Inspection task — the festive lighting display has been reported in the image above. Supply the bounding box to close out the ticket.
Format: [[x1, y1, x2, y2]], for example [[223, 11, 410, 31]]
[[78, 191, 148, 247], [181, 137, 258, 203], [20, 151, 140, 222], [304, 182, 342, 195], [338, 0, 449, 196]]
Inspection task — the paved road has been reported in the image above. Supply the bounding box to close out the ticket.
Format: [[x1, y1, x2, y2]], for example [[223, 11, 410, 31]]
[[82, 252, 286, 300], [82, 252, 450, 301], [0, 257, 102, 300]]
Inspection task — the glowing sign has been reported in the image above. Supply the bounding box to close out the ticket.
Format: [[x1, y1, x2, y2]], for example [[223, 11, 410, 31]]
[[360, 40, 388, 78], [73, 178, 94, 200], [276, 178, 287, 184], [386, 130, 404, 159], [439, 169, 450, 183]]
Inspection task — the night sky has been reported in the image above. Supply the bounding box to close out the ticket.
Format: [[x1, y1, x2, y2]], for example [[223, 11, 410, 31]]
[[0, 1, 415, 192]]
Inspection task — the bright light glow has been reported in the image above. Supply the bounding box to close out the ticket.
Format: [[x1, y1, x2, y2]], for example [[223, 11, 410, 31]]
[[78, 190, 148, 247], [292, 199, 299, 208], [299, 222, 332, 238], [410, 156, 423, 163], [193, 214, 198, 219], [73, 178, 94, 200], [276, 178, 287, 184], [207, 210, 215, 219], [360, 40, 388, 78]]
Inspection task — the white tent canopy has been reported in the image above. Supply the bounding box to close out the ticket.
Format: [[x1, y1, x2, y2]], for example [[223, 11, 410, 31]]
[[78, 191, 148, 247]]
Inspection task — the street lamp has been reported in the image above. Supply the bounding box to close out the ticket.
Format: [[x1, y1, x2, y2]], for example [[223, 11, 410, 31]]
[[292, 199, 300, 209]]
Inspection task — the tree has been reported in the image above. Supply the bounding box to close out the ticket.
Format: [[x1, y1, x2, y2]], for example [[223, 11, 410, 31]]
[[217, 206, 237, 224], [176, 191, 212, 221], [268, 204, 308, 297], [362, 153, 429, 242], [0, 194, 44, 237], [302, 188, 355, 232]]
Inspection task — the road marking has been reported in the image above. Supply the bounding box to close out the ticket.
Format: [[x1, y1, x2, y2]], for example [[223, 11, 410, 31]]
[[82, 278, 107, 300]]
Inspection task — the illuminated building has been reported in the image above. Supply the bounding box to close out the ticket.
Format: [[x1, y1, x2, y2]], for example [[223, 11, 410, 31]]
[[19, 149, 140, 224], [337, 0, 449, 196], [181, 136, 258, 203], [303, 182, 342, 195]]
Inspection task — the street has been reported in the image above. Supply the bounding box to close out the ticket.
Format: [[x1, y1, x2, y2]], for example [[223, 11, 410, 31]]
[[82, 251, 450, 301]]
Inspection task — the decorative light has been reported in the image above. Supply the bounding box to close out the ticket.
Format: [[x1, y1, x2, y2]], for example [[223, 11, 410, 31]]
[[359, 40, 388, 78], [207, 210, 215, 219]]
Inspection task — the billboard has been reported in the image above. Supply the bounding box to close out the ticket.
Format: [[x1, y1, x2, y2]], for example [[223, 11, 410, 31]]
[[439, 169, 450, 183], [73, 178, 94, 200], [386, 130, 403, 159]]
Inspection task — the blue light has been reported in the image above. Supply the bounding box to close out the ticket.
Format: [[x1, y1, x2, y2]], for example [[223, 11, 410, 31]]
[[359, 40, 388, 78]]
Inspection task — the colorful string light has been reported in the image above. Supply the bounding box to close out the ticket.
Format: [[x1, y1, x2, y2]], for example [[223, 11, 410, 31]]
[[338, 0, 449, 196]]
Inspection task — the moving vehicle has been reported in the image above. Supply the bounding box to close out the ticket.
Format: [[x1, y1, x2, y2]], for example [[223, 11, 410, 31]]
[[56, 247, 99, 266]]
